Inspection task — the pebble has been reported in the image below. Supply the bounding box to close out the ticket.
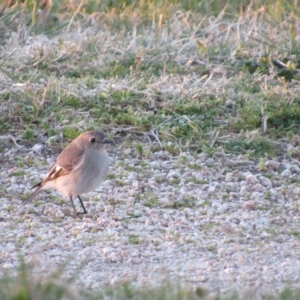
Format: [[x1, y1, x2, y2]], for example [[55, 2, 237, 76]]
[[1, 143, 300, 296], [32, 144, 44, 153], [281, 169, 291, 177]]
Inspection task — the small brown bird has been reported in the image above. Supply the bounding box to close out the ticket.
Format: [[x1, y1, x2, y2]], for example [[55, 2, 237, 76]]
[[22, 130, 112, 216]]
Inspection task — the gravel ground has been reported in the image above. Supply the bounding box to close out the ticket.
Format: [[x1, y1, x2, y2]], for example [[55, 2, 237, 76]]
[[2, 139, 300, 295]]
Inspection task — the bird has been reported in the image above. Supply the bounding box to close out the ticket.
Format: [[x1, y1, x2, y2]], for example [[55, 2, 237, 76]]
[[22, 130, 112, 216]]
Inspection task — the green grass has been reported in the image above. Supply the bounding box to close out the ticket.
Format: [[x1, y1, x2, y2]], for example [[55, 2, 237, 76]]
[[2, 257, 300, 300], [10, 170, 26, 178], [2, 0, 300, 157], [128, 234, 141, 244], [0, 257, 80, 300], [0, 257, 206, 300]]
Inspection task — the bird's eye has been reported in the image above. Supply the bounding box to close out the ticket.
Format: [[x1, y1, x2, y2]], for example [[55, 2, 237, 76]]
[[90, 137, 96, 143]]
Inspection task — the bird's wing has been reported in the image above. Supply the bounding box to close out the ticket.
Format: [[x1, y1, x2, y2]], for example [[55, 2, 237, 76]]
[[43, 164, 70, 181], [23, 142, 85, 205], [42, 144, 85, 183], [22, 163, 71, 205], [57, 142, 84, 170]]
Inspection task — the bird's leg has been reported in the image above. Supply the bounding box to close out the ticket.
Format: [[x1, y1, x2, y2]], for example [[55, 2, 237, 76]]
[[69, 196, 78, 216], [77, 195, 87, 214]]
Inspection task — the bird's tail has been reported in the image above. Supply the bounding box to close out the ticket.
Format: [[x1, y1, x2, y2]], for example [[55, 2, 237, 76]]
[[21, 182, 43, 205]]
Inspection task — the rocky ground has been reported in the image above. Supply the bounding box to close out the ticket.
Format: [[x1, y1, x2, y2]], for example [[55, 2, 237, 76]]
[[1, 137, 300, 296]]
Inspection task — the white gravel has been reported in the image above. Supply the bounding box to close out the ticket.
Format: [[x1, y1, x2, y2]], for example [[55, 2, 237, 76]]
[[1, 141, 300, 295]]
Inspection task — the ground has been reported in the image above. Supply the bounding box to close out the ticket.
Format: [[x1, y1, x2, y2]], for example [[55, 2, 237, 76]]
[[2, 140, 300, 297], [1, 1, 300, 299]]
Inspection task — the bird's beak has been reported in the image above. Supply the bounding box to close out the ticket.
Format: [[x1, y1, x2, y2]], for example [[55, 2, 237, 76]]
[[103, 139, 113, 144]]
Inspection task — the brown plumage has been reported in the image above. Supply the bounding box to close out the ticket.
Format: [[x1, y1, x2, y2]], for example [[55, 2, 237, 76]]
[[22, 130, 112, 216]]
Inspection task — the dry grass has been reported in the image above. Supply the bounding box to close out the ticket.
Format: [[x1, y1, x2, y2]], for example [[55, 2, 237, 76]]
[[1, 0, 300, 158]]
